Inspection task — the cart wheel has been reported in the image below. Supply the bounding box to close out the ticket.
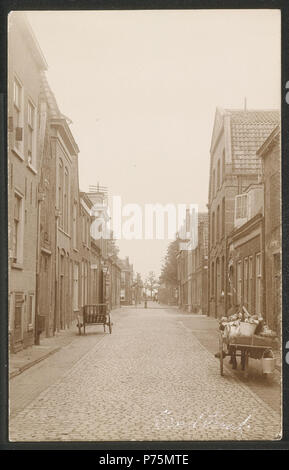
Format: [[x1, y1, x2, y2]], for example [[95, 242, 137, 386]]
[[219, 334, 224, 376]]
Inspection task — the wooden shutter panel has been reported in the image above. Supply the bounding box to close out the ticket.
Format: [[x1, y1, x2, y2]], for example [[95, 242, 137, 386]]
[[15, 127, 23, 141]]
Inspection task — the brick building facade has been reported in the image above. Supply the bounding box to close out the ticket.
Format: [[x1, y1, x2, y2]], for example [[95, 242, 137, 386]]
[[258, 126, 281, 334], [119, 257, 133, 305], [177, 211, 208, 314], [8, 12, 48, 351], [9, 13, 129, 352], [226, 185, 265, 318], [208, 108, 279, 319]]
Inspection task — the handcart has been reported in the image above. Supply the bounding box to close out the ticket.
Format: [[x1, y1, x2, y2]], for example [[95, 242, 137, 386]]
[[77, 303, 112, 335], [219, 331, 276, 378]]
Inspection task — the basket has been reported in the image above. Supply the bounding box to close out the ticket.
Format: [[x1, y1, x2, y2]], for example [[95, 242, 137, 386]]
[[262, 350, 275, 374], [239, 321, 257, 337]]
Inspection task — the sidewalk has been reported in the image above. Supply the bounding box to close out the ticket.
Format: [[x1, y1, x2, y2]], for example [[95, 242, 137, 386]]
[[9, 307, 125, 380], [9, 322, 80, 379], [8, 303, 172, 379]]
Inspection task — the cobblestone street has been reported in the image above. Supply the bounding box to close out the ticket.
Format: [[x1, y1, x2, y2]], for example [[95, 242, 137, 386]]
[[9, 306, 281, 442]]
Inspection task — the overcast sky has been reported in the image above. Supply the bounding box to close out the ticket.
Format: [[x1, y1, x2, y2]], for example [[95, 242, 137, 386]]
[[26, 9, 280, 279]]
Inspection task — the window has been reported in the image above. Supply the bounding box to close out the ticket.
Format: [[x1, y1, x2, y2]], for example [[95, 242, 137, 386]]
[[244, 258, 248, 306], [211, 262, 214, 297], [82, 213, 86, 243], [193, 279, 197, 304], [28, 293, 34, 326], [256, 253, 262, 316], [222, 197, 225, 237], [197, 277, 201, 304], [92, 266, 98, 303], [73, 202, 77, 249], [237, 260, 242, 305], [192, 251, 195, 273], [121, 272, 126, 283], [216, 205, 220, 242], [81, 261, 84, 306], [58, 160, 63, 228], [81, 260, 88, 305], [221, 256, 225, 293], [217, 159, 220, 189], [84, 262, 88, 304], [14, 79, 21, 109], [121, 288, 125, 300], [13, 78, 23, 155], [87, 218, 90, 245], [27, 100, 36, 167], [212, 212, 215, 247], [216, 258, 221, 300], [222, 150, 225, 181], [73, 263, 79, 310], [12, 192, 23, 264], [64, 168, 69, 232], [248, 256, 253, 311], [235, 194, 248, 220]]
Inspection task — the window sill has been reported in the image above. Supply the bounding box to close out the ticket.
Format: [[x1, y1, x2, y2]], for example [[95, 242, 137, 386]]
[[11, 147, 24, 161], [27, 162, 37, 175], [11, 262, 23, 270]]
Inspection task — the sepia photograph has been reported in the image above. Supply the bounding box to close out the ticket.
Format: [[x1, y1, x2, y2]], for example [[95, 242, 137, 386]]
[[7, 9, 282, 442]]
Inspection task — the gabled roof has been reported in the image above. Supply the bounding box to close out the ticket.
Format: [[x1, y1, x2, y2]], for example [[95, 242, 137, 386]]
[[226, 110, 279, 169], [40, 72, 79, 155], [256, 124, 281, 158], [210, 107, 280, 173]]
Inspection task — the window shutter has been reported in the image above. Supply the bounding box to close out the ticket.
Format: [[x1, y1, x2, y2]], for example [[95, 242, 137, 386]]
[[15, 292, 24, 304], [235, 194, 247, 220], [8, 116, 14, 132], [15, 127, 23, 141]]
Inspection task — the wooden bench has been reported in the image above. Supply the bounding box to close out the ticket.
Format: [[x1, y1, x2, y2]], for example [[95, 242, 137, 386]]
[[77, 304, 112, 335]]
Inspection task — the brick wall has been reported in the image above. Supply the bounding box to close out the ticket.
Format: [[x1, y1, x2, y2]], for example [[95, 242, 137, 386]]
[[263, 135, 281, 332], [8, 14, 46, 351]]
